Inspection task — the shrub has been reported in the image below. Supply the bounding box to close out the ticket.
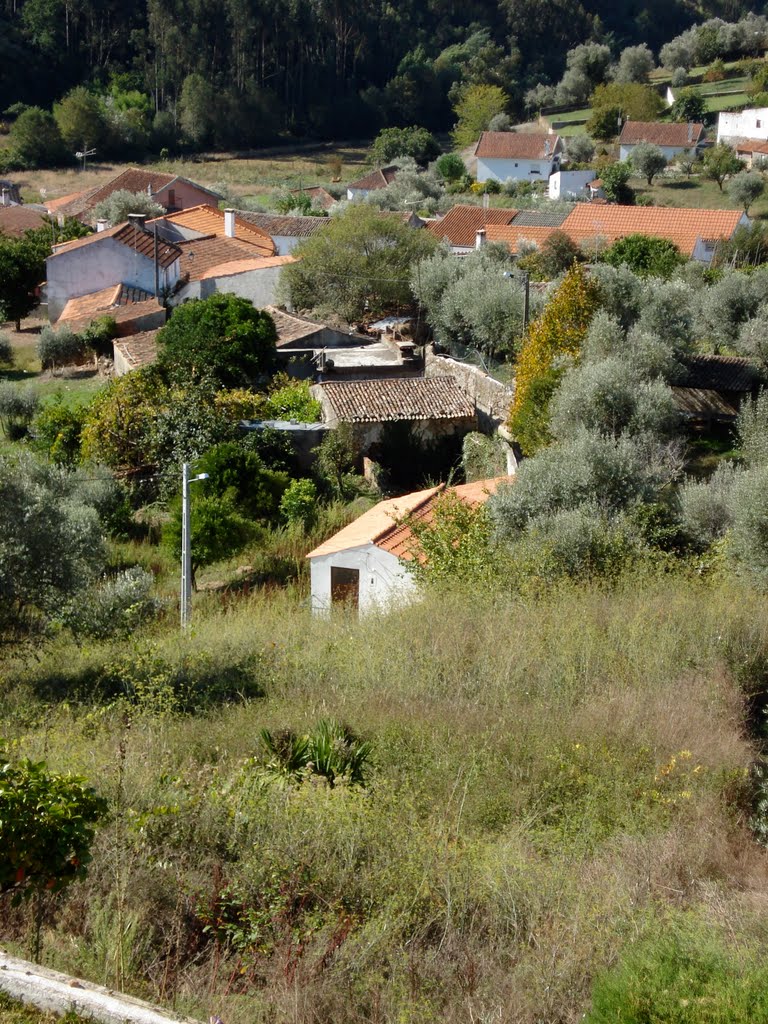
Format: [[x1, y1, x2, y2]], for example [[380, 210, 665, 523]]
[[0, 332, 13, 367], [677, 462, 741, 552], [737, 390, 768, 467], [38, 325, 88, 370], [0, 381, 39, 440], [257, 719, 373, 788], [603, 234, 684, 279], [279, 478, 318, 528], [62, 567, 161, 639], [670, 67, 688, 87], [435, 152, 466, 182], [32, 397, 87, 466], [730, 463, 768, 584], [565, 133, 596, 164], [264, 376, 321, 422]]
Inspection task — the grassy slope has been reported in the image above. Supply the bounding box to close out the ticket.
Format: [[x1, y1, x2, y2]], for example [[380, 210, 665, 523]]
[[2, 574, 768, 1023]]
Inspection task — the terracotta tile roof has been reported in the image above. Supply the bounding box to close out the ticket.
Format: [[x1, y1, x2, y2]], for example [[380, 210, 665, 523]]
[[306, 477, 507, 559], [49, 221, 182, 266], [427, 205, 519, 247], [346, 165, 399, 191], [619, 121, 704, 148], [561, 204, 744, 257], [45, 186, 101, 218], [290, 186, 335, 210], [113, 330, 160, 372], [46, 168, 221, 220], [195, 254, 295, 280], [672, 387, 741, 419], [318, 376, 474, 423], [475, 131, 562, 160], [484, 224, 559, 252], [265, 305, 326, 347], [238, 211, 330, 238], [153, 205, 275, 255], [682, 354, 760, 391], [0, 205, 47, 236], [735, 138, 768, 155]]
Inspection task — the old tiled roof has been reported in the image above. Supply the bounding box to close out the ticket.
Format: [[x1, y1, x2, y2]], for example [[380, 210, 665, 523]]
[[682, 354, 761, 392], [511, 209, 571, 227], [318, 376, 474, 423], [290, 185, 336, 210], [49, 222, 181, 266], [346, 165, 399, 191], [484, 224, 559, 252], [113, 330, 160, 372], [177, 235, 266, 280], [46, 168, 221, 220], [265, 305, 325, 347], [306, 477, 507, 560], [195, 254, 295, 280], [672, 387, 741, 419], [427, 205, 518, 247], [0, 205, 47, 236], [735, 138, 768, 155], [475, 131, 562, 160], [238, 211, 330, 238], [153, 205, 275, 255], [57, 283, 157, 323], [619, 121, 704, 148], [560, 204, 744, 257]]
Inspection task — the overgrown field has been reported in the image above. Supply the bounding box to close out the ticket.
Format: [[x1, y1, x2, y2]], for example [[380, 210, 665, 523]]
[[3, 574, 768, 1023]]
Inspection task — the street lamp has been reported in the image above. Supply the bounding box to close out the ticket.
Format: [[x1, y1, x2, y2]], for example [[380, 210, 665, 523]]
[[180, 462, 209, 630]]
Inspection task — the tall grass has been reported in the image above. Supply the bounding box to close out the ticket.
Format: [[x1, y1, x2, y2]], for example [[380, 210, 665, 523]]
[[2, 575, 768, 1022]]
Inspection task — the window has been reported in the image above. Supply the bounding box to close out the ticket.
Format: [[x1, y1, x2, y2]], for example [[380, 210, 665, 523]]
[[757, 120, 762, 129], [167, 188, 176, 208], [331, 566, 360, 608]]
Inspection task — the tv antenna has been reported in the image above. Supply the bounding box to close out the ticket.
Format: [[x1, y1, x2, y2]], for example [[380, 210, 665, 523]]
[[75, 143, 96, 172]]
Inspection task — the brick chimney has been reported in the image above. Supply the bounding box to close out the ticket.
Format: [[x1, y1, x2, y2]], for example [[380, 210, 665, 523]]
[[224, 208, 236, 238]]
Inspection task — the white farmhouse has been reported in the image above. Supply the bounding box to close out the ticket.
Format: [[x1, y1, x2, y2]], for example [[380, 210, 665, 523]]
[[307, 478, 507, 614], [619, 121, 705, 162], [474, 131, 562, 184], [718, 108, 768, 144], [548, 170, 597, 200]]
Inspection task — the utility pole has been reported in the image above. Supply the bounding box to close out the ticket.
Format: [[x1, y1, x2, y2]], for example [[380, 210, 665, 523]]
[[180, 462, 209, 630]]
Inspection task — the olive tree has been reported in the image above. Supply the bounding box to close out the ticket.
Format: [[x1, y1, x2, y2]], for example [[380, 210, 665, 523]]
[[629, 142, 667, 184], [728, 170, 765, 214]]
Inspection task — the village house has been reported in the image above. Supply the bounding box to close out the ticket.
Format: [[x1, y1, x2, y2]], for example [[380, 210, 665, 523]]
[[734, 139, 768, 167], [45, 168, 222, 225], [56, 283, 165, 336], [237, 211, 330, 254], [474, 131, 563, 184], [346, 166, 399, 200], [548, 170, 604, 200], [672, 354, 762, 424], [717, 107, 768, 145], [618, 121, 705, 162], [427, 205, 519, 254], [307, 478, 507, 614], [112, 329, 162, 376]]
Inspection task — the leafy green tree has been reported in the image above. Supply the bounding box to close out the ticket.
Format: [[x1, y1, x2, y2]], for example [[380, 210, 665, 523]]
[[0, 755, 107, 904], [164, 490, 256, 585], [178, 72, 216, 147], [158, 295, 278, 387], [435, 152, 466, 181], [600, 162, 634, 204], [32, 397, 87, 467], [728, 169, 765, 213], [195, 441, 288, 522], [38, 325, 88, 369], [264, 376, 321, 421], [565, 134, 596, 164], [613, 44, 654, 84], [629, 141, 667, 184], [92, 189, 164, 225], [0, 235, 47, 329], [53, 86, 108, 151], [9, 107, 65, 167], [0, 382, 38, 441], [452, 84, 508, 149], [526, 230, 583, 280], [316, 423, 358, 497], [279, 204, 437, 322], [703, 144, 743, 191], [603, 234, 685, 278], [280, 478, 318, 528], [669, 88, 706, 123], [370, 126, 440, 166], [590, 83, 664, 123], [408, 491, 499, 587], [587, 105, 623, 141]]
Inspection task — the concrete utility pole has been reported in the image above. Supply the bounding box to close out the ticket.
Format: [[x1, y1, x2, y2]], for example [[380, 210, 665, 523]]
[[180, 462, 209, 630]]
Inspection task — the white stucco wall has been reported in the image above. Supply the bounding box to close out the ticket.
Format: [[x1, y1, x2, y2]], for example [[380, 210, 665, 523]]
[[47, 239, 178, 321], [309, 544, 417, 615], [619, 143, 691, 162], [692, 213, 749, 264], [717, 108, 768, 144], [271, 234, 302, 255], [548, 170, 594, 199], [476, 156, 556, 183], [174, 265, 286, 306]]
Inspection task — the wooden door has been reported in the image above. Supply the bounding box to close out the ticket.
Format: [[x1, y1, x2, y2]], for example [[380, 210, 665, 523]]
[[331, 566, 360, 608]]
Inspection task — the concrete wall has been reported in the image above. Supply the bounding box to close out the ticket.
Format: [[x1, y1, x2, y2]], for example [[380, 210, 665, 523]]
[[476, 156, 556, 183], [425, 351, 514, 431], [309, 544, 416, 614], [175, 265, 285, 306], [47, 239, 178, 322], [717, 108, 768, 143], [619, 143, 695, 161], [548, 169, 593, 199], [155, 180, 218, 211], [272, 234, 303, 255]]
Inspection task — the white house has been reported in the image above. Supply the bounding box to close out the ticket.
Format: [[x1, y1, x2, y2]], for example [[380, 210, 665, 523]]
[[548, 170, 597, 200], [717, 108, 768, 145], [307, 478, 507, 614], [618, 121, 705, 162], [46, 216, 181, 322], [474, 131, 562, 183]]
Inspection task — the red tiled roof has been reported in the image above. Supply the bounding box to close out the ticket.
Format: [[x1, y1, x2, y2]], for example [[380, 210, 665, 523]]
[[475, 131, 561, 160], [290, 185, 336, 210], [113, 330, 160, 372], [484, 224, 560, 252], [152, 205, 275, 255], [682, 354, 760, 392], [427, 204, 519, 247], [0, 206, 47, 236], [196, 254, 295, 280], [49, 221, 181, 267], [46, 168, 221, 220], [735, 138, 768, 155], [619, 121, 704, 148], [346, 166, 399, 191], [306, 477, 507, 560], [561, 204, 744, 257], [238, 211, 330, 238], [318, 376, 474, 423], [177, 235, 285, 280]]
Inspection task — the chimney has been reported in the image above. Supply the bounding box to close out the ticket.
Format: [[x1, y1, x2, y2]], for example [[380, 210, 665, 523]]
[[475, 228, 486, 249], [1, 188, 8, 207], [96, 219, 108, 232], [687, 121, 694, 144], [544, 139, 551, 157], [482, 191, 490, 209], [224, 208, 236, 238], [127, 213, 147, 230]]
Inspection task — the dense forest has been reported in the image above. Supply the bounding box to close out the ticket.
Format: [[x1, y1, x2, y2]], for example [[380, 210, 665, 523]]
[[2, 0, 767, 145]]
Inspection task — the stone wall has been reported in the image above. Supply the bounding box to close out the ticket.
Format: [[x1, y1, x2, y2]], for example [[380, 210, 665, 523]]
[[425, 352, 515, 432]]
